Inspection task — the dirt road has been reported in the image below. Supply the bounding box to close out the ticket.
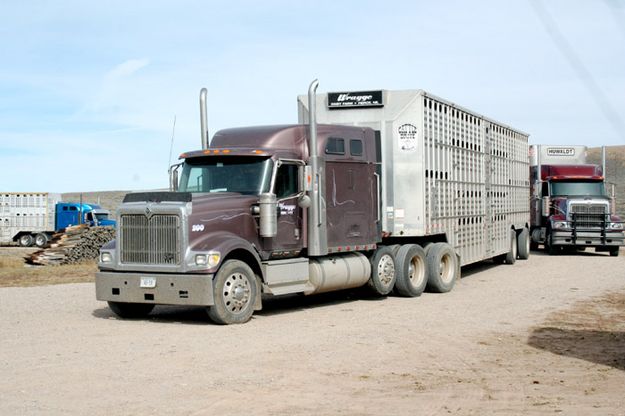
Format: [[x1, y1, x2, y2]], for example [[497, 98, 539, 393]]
[[1, 250, 624, 415]]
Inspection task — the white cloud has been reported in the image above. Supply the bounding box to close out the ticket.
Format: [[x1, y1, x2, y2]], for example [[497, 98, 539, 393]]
[[106, 59, 150, 80]]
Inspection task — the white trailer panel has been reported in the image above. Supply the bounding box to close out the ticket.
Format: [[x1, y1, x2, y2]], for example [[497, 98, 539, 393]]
[[0, 192, 60, 244], [298, 90, 530, 266]]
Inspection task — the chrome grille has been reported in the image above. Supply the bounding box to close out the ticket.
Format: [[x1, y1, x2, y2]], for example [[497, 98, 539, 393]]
[[120, 214, 181, 265], [570, 204, 608, 228]]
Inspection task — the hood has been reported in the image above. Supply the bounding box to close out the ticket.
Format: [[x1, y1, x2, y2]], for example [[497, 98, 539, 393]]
[[187, 192, 260, 249]]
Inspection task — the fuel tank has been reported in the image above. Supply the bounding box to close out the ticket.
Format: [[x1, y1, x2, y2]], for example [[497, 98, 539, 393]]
[[305, 252, 371, 295]]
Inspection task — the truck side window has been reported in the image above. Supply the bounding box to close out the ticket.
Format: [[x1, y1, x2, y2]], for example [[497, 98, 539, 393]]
[[541, 182, 548, 197], [275, 164, 299, 199], [326, 138, 345, 155], [350, 139, 363, 156]]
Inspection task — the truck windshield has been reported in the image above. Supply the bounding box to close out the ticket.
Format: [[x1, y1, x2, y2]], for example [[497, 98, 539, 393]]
[[550, 181, 607, 197], [94, 213, 109, 222], [178, 157, 273, 195]]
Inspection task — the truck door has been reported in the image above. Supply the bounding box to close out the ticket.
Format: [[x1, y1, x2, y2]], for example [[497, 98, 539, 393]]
[[271, 161, 304, 252]]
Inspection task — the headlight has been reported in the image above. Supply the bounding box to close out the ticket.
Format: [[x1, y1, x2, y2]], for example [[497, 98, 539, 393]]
[[195, 252, 221, 268], [609, 222, 624, 230], [100, 252, 113, 263], [552, 221, 568, 229]]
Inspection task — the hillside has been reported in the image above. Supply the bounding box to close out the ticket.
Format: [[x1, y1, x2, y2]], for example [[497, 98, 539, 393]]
[[62, 145, 625, 217], [61, 191, 129, 214]]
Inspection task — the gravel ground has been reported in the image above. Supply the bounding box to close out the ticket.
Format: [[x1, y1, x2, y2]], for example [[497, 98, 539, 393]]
[[1, 249, 624, 415]]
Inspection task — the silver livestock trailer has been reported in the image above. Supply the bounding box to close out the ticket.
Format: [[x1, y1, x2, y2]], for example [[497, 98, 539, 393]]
[[299, 89, 531, 269]]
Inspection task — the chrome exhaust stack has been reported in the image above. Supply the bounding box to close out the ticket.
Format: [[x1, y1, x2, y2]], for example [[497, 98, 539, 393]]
[[200, 88, 209, 149], [307, 79, 328, 256]]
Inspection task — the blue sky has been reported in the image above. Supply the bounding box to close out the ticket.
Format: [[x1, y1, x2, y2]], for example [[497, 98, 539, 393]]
[[1, 0, 624, 193]]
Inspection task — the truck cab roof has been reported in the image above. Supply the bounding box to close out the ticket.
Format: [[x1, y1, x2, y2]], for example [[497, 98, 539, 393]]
[[181, 124, 376, 162]]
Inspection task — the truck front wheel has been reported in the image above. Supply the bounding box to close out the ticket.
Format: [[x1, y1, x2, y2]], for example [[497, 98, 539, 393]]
[[108, 302, 155, 319], [207, 260, 258, 325], [609, 248, 620, 257]]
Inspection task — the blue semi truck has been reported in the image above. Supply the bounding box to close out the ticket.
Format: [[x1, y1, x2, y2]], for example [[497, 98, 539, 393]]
[[0, 192, 116, 247]]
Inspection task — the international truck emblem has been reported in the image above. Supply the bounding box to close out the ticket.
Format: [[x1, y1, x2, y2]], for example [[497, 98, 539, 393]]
[[398, 124, 418, 151], [145, 206, 152, 217]]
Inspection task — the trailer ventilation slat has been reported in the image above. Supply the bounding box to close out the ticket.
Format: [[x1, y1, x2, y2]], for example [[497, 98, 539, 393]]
[[119, 214, 180, 265]]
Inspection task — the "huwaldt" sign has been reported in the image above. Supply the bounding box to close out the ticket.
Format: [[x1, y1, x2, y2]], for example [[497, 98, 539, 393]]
[[546, 147, 576, 157]]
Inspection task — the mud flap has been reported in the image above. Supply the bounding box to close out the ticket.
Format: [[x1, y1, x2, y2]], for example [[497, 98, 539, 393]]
[[254, 275, 263, 311]]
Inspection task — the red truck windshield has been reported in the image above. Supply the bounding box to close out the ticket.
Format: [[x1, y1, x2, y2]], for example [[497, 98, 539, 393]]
[[178, 157, 273, 195], [551, 181, 607, 197]]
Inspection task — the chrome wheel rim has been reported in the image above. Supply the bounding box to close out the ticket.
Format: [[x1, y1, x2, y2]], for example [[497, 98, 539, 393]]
[[222, 272, 251, 313], [377, 254, 395, 287]]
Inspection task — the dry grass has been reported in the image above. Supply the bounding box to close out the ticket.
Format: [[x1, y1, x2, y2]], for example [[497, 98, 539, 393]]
[[0, 256, 96, 288]]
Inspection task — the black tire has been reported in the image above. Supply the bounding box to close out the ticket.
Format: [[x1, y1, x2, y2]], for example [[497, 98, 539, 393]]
[[609, 248, 620, 257], [18, 234, 34, 247], [108, 301, 155, 319], [34, 233, 49, 248], [517, 228, 530, 260], [207, 260, 258, 325], [367, 246, 396, 296], [426, 243, 458, 293], [505, 230, 517, 264], [388, 244, 401, 257], [545, 230, 560, 255], [394, 244, 427, 297]]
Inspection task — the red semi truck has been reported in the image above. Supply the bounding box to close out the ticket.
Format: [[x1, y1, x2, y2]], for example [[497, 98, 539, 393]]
[[529, 145, 624, 255], [96, 82, 530, 324]]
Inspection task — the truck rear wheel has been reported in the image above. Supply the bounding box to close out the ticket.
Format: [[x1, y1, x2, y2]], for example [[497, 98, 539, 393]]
[[108, 302, 155, 319], [426, 243, 458, 293], [505, 230, 517, 264], [394, 244, 427, 297], [18, 234, 34, 247], [34, 233, 49, 248], [517, 228, 530, 260], [207, 260, 258, 325], [367, 246, 396, 296]]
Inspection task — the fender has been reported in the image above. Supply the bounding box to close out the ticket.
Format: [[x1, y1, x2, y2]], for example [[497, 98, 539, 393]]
[[191, 230, 263, 276]]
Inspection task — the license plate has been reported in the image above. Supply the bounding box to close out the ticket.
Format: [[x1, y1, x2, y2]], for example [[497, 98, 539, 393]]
[[140, 277, 157, 288]]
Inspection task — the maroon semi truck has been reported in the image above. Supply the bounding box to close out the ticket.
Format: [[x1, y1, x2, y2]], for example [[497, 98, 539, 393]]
[[96, 81, 530, 324], [529, 145, 624, 255]]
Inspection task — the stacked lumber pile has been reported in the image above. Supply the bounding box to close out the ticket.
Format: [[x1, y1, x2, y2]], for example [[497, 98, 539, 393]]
[[26, 225, 116, 266]]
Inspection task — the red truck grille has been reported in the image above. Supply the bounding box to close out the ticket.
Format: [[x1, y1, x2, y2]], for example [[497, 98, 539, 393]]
[[570, 204, 608, 228], [119, 214, 181, 265]]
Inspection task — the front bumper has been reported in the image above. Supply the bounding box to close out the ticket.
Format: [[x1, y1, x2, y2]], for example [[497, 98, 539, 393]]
[[96, 271, 214, 306], [551, 230, 625, 247]]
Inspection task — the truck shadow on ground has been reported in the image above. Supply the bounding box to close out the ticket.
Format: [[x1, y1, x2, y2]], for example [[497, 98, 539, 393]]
[[92, 305, 213, 325], [527, 327, 625, 371], [91, 289, 372, 325], [529, 248, 612, 257]]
